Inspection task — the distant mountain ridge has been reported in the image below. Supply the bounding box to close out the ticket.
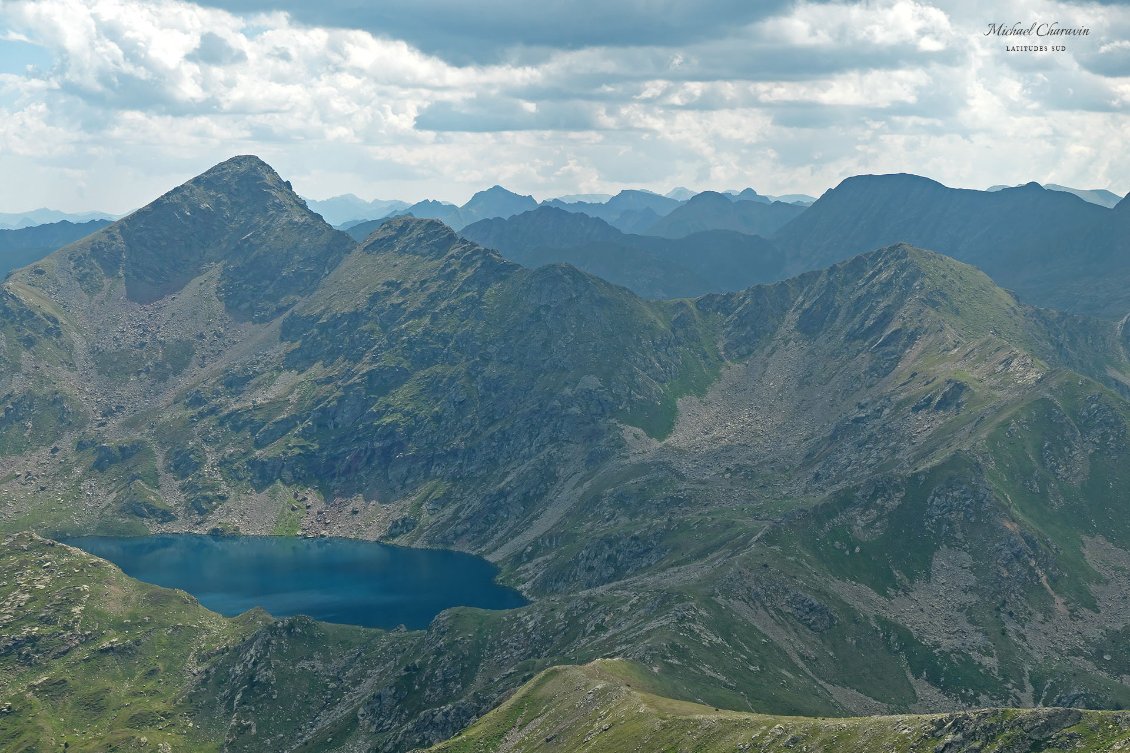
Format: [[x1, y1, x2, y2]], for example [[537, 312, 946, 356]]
[[0, 218, 112, 276], [460, 175, 1130, 319], [0, 208, 117, 229], [645, 190, 806, 238], [988, 182, 1123, 208], [773, 173, 1129, 317], [461, 205, 785, 298], [303, 193, 410, 226], [541, 189, 683, 231], [391, 185, 537, 230]]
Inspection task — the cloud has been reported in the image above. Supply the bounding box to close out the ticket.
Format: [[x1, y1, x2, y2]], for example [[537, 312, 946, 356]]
[[414, 97, 605, 132], [185, 0, 798, 64], [0, 0, 1126, 213], [188, 31, 247, 65]]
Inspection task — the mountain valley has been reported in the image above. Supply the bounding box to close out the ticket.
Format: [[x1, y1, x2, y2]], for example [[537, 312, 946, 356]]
[[3, 156, 1130, 752]]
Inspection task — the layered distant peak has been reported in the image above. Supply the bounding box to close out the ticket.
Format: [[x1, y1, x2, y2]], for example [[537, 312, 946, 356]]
[[830, 172, 947, 196], [772, 172, 1120, 316], [462, 185, 537, 220], [730, 187, 764, 202], [44, 155, 356, 321], [684, 190, 733, 207], [1044, 184, 1123, 208], [459, 205, 623, 254], [644, 189, 805, 238], [606, 189, 681, 214]]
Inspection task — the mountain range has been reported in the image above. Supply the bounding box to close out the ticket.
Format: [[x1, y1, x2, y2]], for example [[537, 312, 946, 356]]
[[989, 183, 1123, 208], [0, 219, 112, 277], [775, 174, 1130, 318], [644, 190, 806, 238], [460, 205, 785, 298], [460, 174, 1130, 319], [4, 156, 1130, 752], [387, 185, 538, 230], [0, 208, 117, 230], [541, 189, 683, 233], [303, 194, 411, 226]]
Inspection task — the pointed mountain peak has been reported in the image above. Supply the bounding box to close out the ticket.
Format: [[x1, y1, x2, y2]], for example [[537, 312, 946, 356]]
[[783, 242, 1030, 348], [470, 185, 526, 199], [208, 153, 276, 174], [171, 154, 302, 208], [461, 185, 538, 222], [42, 155, 353, 320], [464, 185, 535, 204]]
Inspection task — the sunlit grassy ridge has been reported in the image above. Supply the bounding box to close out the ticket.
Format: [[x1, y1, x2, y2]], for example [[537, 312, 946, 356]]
[[427, 660, 1130, 753]]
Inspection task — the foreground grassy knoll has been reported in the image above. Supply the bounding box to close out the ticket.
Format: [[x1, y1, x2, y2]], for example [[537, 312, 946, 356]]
[[0, 531, 251, 751], [0, 532, 422, 753], [427, 660, 1130, 753]]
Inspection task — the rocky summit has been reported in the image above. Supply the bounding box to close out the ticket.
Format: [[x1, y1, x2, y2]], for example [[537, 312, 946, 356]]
[[4, 156, 1130, 752]]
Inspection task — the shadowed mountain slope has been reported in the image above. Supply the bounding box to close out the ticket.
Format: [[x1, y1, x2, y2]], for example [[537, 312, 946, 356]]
[[541, 189, 683, 231], [461, 205, 785, 298], [773, 174, 1129, 318], [0, 219, 112, 277]]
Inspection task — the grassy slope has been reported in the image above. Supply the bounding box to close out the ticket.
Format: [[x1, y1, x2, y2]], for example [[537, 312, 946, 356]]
[[0, 532, 253, 752], [427, 659, 1130, 753], [0, 532, 419, 753]]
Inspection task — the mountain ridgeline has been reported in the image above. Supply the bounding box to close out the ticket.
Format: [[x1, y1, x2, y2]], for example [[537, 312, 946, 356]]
[[460, 205, 785, 298], [458, 173, 1130, 319], [0, 219, 111, 277], [387, 185, 539, 230], [4, 156, 1130, 752], [644, 189, 805, 238], [773, 174, 1130, 318]]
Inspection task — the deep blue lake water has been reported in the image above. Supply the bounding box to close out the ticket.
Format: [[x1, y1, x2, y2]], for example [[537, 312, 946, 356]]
[[62, 534, 527, 629]]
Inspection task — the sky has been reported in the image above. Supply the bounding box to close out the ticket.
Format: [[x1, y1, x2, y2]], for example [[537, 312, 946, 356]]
[[0, 0, 1127, 213]]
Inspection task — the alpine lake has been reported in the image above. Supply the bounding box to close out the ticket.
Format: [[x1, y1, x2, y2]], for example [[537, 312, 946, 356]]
[[62, 533, 527, 629]]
